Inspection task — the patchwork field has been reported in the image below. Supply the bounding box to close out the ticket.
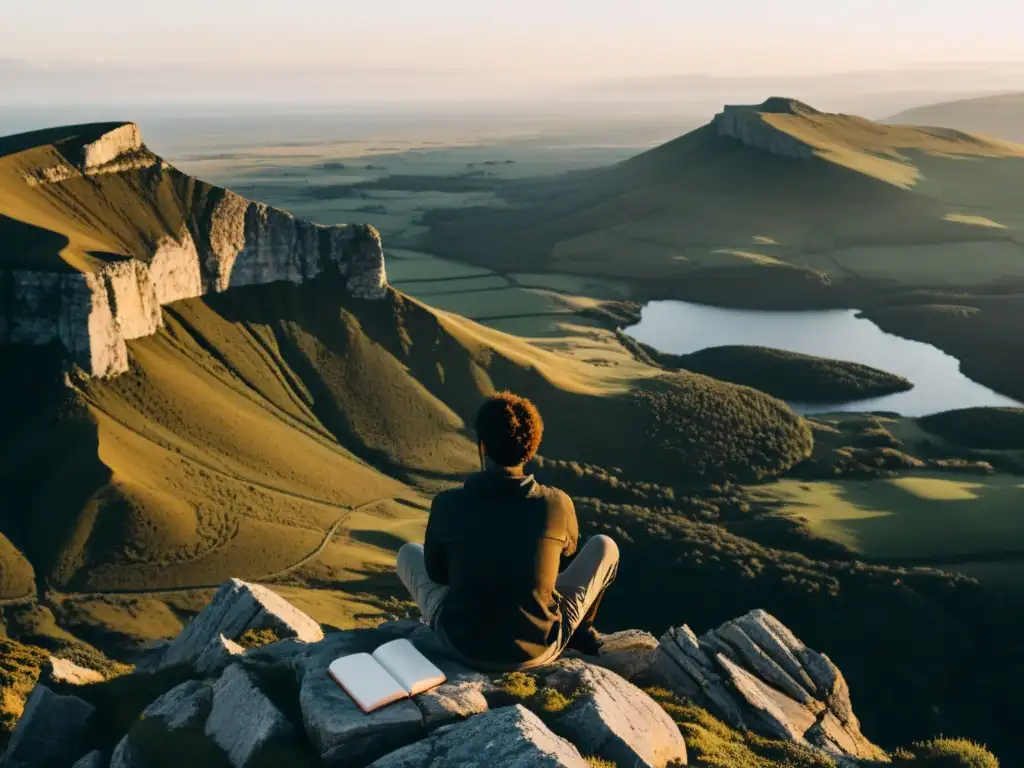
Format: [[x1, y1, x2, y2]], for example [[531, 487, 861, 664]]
[[748, 473, 1024, 559]]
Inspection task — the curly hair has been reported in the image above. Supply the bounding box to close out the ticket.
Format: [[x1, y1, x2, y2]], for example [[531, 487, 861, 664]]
[[474, 391, 544, 467]]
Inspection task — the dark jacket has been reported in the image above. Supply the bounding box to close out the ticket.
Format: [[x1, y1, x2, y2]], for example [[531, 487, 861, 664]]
[[424, 467, 578, 666]]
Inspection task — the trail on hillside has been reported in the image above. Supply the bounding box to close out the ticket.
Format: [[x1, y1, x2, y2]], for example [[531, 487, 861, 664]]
[[51, 496, 408, 601]]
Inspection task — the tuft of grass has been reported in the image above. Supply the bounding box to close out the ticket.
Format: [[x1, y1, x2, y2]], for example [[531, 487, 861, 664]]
[[583, 758, 616, 768], [236, 628, 285, 650], [0, 638, 49, 752], [645, 687, 837, 768], [892, 738, 1000, 767], [494, 671, 580, 716]]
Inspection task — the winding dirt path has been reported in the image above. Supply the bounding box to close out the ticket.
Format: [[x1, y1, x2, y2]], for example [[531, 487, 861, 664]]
[[45, 496, 408, 602]]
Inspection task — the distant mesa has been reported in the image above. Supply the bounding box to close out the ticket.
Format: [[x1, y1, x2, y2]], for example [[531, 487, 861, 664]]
[[0, 123, 388, 378]]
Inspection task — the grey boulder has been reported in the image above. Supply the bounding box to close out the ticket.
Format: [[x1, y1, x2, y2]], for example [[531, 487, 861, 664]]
[[205, 664, 297, 768], [368, 705, 589, 768], [543, 659, 687, 767], [157, 578, 324, 671], [299, 655, 424, 766], [110, 679, 218, 768], [592, 628, 660, 681], [1, 684, 97, 768]]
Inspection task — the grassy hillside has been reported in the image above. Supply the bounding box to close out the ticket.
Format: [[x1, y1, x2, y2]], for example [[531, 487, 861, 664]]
[[888, 93, 1024, 143], [423, 100, 1024, 305], [0, 275, 812, 596]]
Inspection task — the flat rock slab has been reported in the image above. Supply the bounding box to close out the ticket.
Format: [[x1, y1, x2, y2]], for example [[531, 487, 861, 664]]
[[159, 578, 323, 670], [716, 653, 816, 743], [1, 684, 97, 768], [39, 656, 105, 687], [206, 664, 296, 768], [544, 659, 688, 767], [368, 705, 589, 768], [300, 656, 424, 766]]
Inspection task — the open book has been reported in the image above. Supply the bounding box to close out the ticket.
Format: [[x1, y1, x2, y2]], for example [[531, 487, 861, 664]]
[[328, 638, 447, 713]]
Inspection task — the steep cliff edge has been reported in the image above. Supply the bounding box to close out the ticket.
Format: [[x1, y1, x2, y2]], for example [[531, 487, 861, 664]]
[[0, 122, 387, 377], [712, 97, 1024, 186]]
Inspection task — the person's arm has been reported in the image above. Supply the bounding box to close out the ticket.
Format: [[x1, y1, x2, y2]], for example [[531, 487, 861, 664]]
[[560, 492, 579, 567], [424, 497, 449, 585]]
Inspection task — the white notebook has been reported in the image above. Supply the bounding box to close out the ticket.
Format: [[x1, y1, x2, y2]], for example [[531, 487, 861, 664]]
[[328, 638, 447, 713]]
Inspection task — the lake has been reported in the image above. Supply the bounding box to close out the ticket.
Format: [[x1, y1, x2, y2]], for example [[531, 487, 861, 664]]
[[625, 300, 1022, 416]]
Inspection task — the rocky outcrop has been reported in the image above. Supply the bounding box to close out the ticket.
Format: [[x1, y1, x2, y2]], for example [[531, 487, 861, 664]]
[[713, 98, 817, 159], [1, 685, 97, 768], [1, 123, 389, 378], [369, 705, 589, 768], [652, 608, 886, 762], [153, 578, 324, 673], [1, 580, 886, 768]]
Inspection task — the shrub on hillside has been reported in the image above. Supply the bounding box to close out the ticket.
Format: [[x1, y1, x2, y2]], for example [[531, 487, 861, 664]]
[[892, 738, 999, 767], [628, 374, 814, 482], [918, 407, 1024, 450]]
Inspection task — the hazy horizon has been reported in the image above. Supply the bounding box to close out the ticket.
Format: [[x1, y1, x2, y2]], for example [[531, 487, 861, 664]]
[[4, 1, 1024, 108]]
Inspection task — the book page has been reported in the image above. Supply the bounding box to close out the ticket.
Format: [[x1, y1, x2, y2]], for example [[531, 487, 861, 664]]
[[372, 638, 447, 696], [328, 652, 409, 713]]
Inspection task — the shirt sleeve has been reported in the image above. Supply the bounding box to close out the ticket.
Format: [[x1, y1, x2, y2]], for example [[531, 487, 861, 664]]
[[562, 493, 579, 558], [424, 497, 449, 585]]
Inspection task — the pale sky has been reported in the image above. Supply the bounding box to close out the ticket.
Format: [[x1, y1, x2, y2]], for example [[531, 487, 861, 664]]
[[3, 0, 1023, 103]]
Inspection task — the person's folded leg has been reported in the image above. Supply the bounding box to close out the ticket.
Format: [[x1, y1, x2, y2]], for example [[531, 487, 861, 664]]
[[555, 534, 619, 649], [396, 542, 449, 625]]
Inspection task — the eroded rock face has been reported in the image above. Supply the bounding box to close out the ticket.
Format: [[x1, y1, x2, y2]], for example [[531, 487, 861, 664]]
[[653, 609, 886, 762], [2, 124, 389, 378], [155, 578, 323, 673], [713, 102, 816, 159]]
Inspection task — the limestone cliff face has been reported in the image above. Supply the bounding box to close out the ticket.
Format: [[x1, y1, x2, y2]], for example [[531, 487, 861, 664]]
[[0, 124, 388, 378], [712, 98, 817, 159]]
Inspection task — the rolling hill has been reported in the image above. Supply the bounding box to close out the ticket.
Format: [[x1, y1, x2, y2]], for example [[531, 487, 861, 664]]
[[0, 121, 810, 627], [4, 121, 1024, 761], [888, 93, 1024, 143], [424, 97, 1024, 308]]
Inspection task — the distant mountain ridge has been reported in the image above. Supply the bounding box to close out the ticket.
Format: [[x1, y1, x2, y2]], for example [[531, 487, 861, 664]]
[[887, 92, 1024, 143], [0, 122, 387, 377]]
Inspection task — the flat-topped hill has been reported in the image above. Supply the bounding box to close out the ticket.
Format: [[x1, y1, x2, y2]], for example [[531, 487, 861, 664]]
[[0, 122, 387, 376], [423, 98, 1024, 307]]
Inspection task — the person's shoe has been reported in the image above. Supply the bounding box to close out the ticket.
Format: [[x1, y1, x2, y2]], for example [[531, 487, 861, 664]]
[[565, 623, 604, 656]]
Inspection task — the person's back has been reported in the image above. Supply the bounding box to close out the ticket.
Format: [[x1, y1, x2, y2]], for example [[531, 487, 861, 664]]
[[396, 391, 620, 671], [426, 468, 577, 666]]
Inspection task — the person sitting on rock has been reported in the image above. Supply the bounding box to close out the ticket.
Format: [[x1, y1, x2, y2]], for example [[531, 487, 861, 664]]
[[396, 391, 619, 671]]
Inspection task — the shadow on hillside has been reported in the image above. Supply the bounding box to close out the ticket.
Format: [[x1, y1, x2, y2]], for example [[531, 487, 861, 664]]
[[349, 530, 409, 553], [0, 214, 72, 271]]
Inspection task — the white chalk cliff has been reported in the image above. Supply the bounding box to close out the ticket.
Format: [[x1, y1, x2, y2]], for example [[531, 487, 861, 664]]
[[712, 98, 819, 159], [0, 123, 388, 378]]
